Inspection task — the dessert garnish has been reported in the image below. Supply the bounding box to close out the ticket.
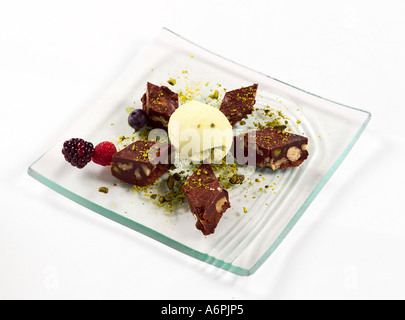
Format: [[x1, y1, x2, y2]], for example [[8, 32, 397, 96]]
[[128, 109, 149, 130], [92, 141, 117, 166], [167, 78, 176, 86], [98, 187, 109, 194], [62, 138, 94, 168]]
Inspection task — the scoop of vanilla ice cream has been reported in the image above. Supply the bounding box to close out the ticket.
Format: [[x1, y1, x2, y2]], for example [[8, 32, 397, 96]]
[[168, 101, 233, 163]]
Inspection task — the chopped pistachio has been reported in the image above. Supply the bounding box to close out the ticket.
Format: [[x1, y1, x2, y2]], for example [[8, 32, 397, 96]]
[[167, 78, 176, 86], [126, 107, 135, 114], [229, 174, 245, 184], [98, 187, 109, 194], [273, 125, 287, 131], [209, 89, 219, 100], [167, 175, 175, 190], [273, 149, 281, 157], [229, 174, 238, 184]]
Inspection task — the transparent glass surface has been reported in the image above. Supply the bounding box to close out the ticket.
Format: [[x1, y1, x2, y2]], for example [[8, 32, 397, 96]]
[[28, 28, 371, 276]]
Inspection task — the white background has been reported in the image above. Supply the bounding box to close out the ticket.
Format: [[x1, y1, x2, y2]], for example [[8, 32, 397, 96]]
[[1, 0, 404, 299]]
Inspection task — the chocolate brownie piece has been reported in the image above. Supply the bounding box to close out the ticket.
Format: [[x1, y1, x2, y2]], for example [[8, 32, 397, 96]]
[[141, 82, 179, 129], [219, 83, 258, 127], [233, 127, 309, 170], [182, 164, 230, 236], [111, 141, 172, 186]]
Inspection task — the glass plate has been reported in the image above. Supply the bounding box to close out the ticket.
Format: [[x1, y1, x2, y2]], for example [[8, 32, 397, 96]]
[[28, 28, 371, 276]]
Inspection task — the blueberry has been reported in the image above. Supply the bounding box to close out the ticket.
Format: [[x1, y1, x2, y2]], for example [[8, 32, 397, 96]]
[[128, 109, 148, 130]]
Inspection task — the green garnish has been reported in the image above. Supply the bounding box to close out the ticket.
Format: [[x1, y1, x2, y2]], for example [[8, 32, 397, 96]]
[[167, 175, 175, 190], [126, 107, 135, 114], [209, 89, 219, 99], [98, 187, 109, 194], [273, 149, 281, 157], [229, 174, 245, 185]]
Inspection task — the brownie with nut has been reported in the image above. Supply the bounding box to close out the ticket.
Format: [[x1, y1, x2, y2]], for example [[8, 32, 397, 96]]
[[182, 164, 231, 236], [233, 127, 309, 170], [111, 141, 172, 186], [141, 82, 179, 129], [219, 83, 258, 127]]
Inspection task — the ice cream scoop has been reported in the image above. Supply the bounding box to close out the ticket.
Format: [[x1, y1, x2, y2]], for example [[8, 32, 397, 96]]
[[168, 101, 233, 163]]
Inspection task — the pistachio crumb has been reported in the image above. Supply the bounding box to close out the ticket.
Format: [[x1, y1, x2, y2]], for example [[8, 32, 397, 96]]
[[167, 78, 176, 86], [209, 89, 219, 100], [98, 187, 109, 194], [167, 175, 175, 190]]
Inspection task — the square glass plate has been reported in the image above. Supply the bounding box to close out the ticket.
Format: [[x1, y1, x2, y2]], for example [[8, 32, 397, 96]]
[[28, 28, 371, 276]]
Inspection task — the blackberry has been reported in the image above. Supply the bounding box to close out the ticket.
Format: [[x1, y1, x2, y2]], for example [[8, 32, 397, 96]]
[[62, 138, 94, 168]]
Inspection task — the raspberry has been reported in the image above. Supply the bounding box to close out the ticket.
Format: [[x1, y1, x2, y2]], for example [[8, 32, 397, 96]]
[[92, 141, 117, 166], [62, 138, 94, 169]]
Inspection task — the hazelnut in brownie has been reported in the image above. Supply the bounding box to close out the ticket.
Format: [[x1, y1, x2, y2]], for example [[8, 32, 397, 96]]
[[141, 82, 179, 129], [219, 83, 258, 127], [111, 141, 172, 186], [182, 164, 231, 235], [233, 127, 309, 170]]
